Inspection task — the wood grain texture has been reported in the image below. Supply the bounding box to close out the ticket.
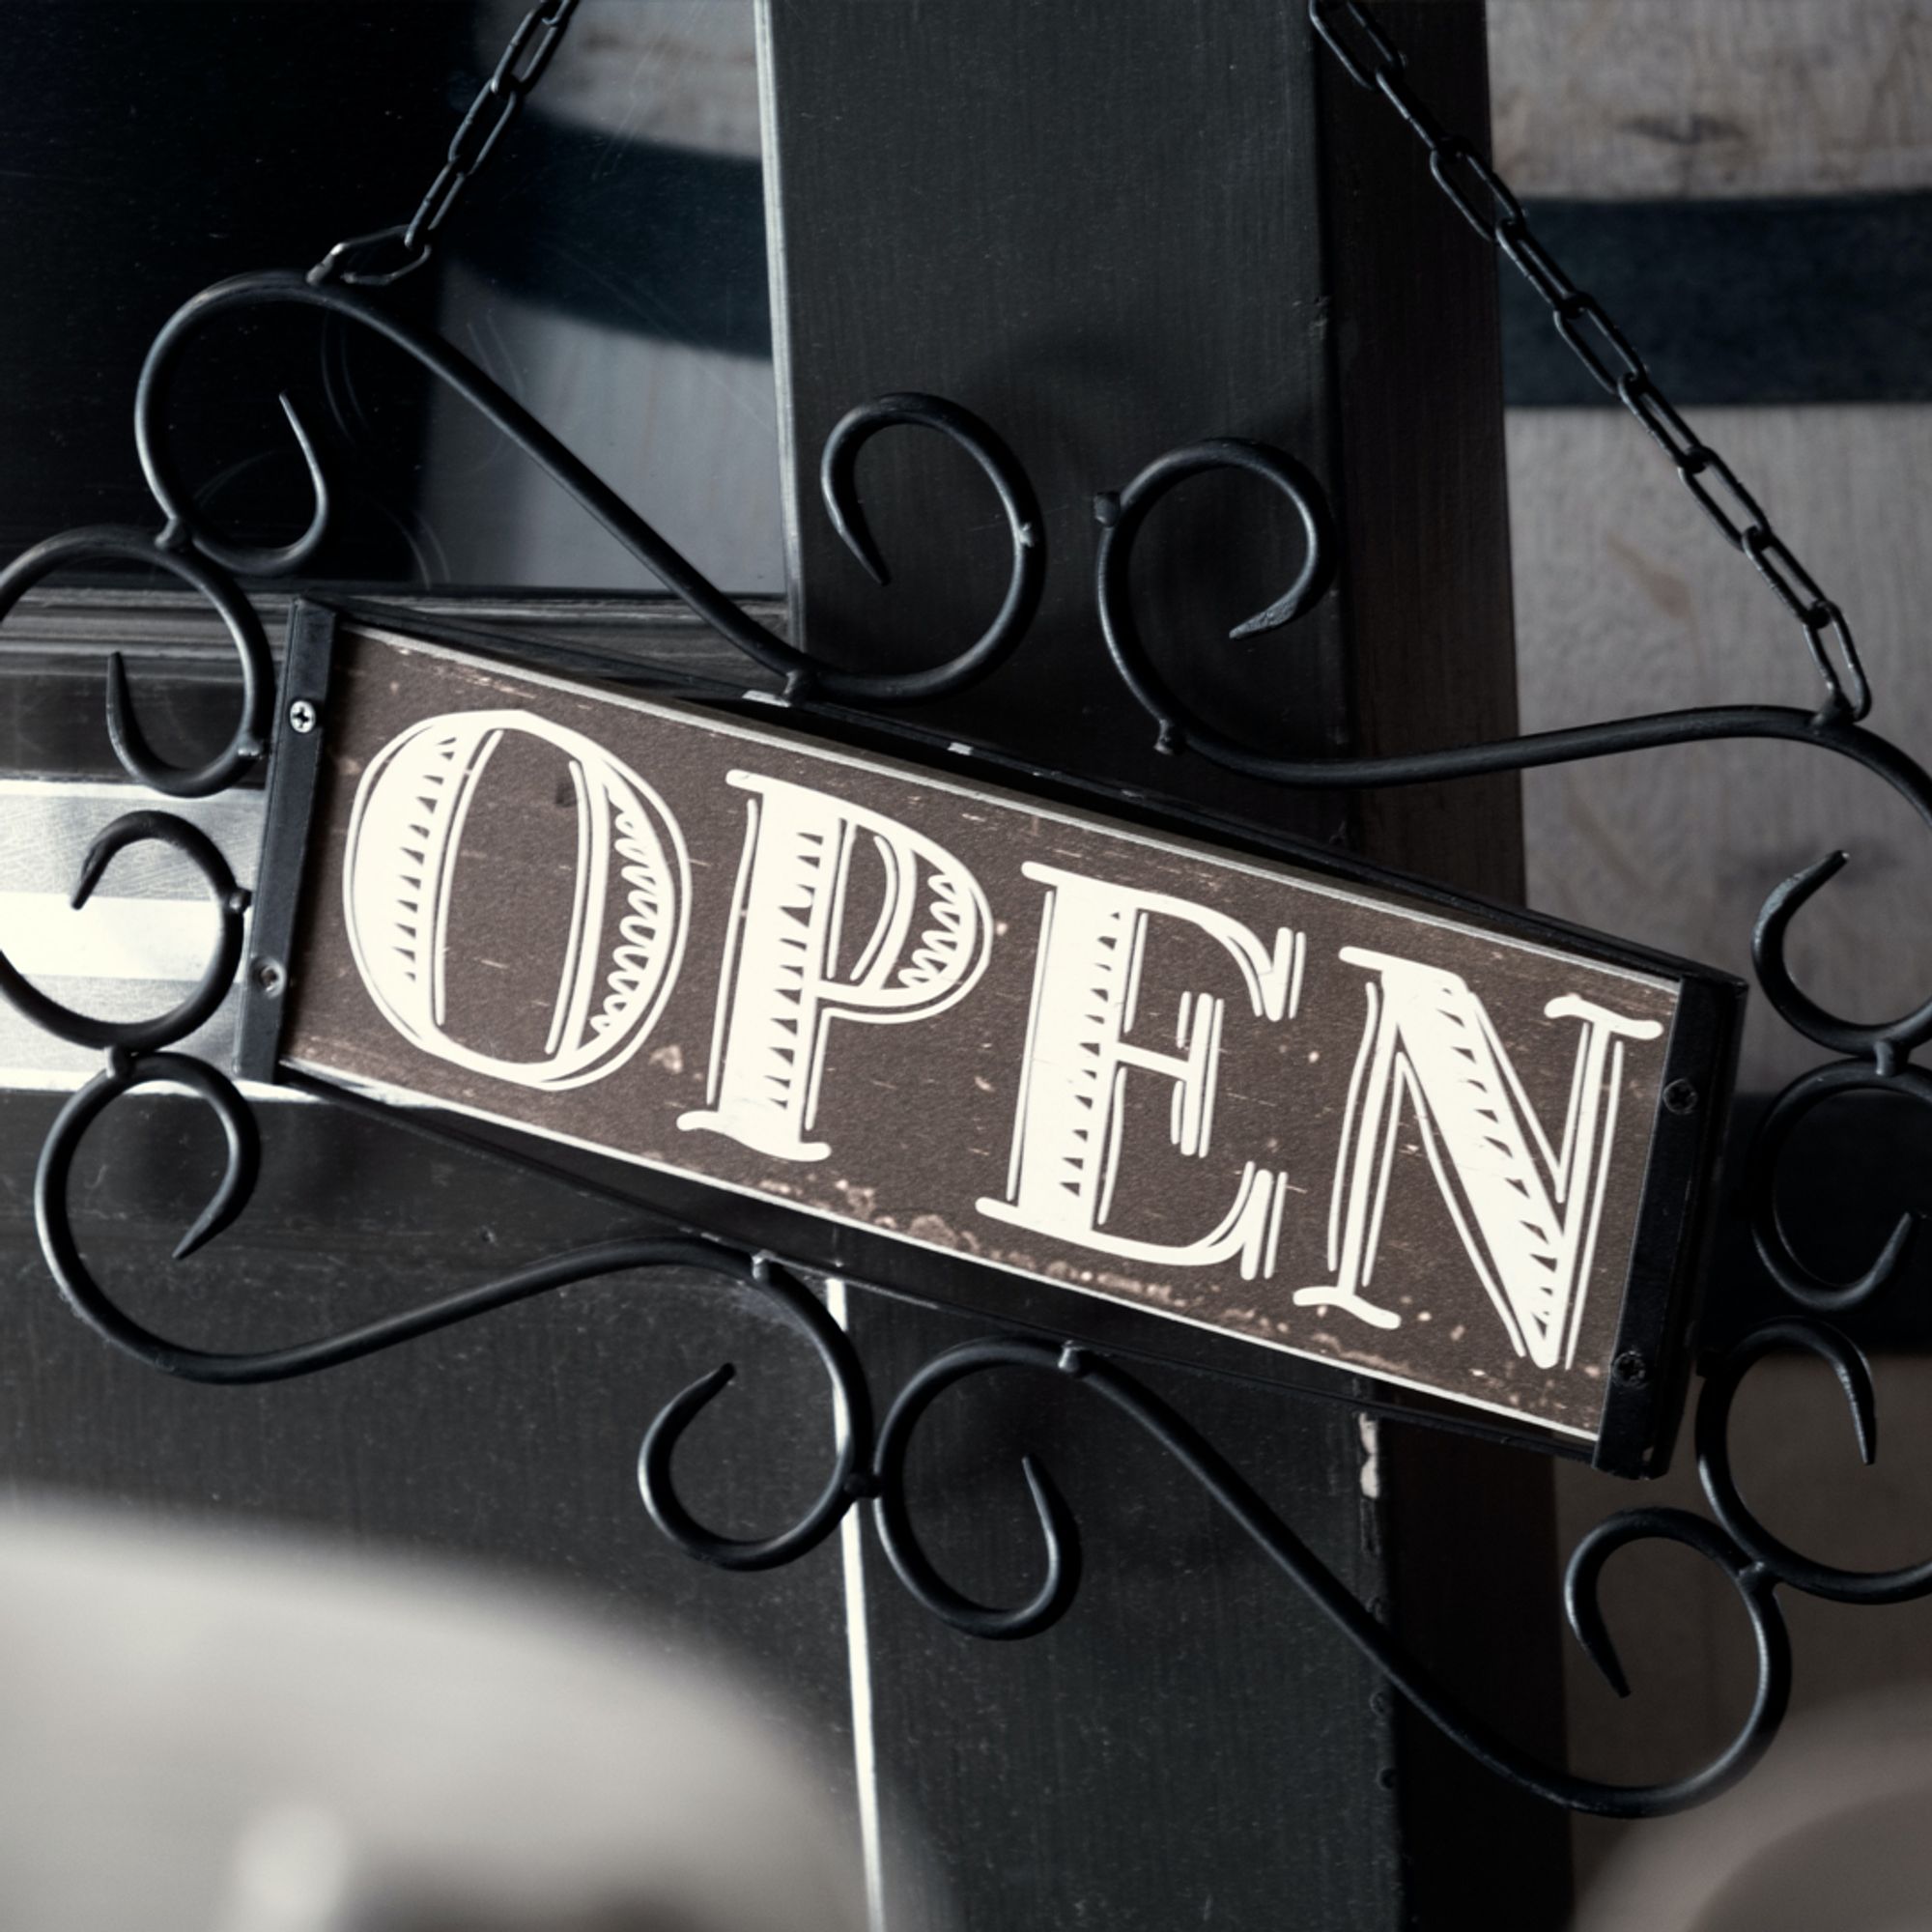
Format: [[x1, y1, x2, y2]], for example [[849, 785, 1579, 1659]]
[[1490, 0, 1932, 198], [1506, 403, 1932, 1092]]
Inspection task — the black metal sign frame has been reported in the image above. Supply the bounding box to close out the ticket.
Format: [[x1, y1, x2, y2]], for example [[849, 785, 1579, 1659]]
[[237, 601, 1740, 1477]]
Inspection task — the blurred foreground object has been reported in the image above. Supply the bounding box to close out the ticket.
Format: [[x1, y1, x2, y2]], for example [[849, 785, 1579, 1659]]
[[1574, 1690, 1932, 1931], [0, 1504, 867, 1932]]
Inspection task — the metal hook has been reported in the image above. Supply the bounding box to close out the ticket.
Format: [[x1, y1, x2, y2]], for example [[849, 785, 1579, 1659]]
[[1696, 1319, 1932, 1605], [132, 270, 1041, 706], [1754, 855, 1932, 1071], [1745, 1059, 1932, 1312], [1094, 438, 1337, 751], [872, 1335, 1789, 1814], [0, 810, 248, 1051], [814, 392, 1045, 703], [37, 1054, 262, 1341], [0, 527, 270, 797], [872, 1338, 1083, 1639], [638, 1255, 875, 1571]]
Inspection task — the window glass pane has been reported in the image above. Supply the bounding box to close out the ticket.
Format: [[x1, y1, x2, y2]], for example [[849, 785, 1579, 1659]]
[[0, 0, 780, 595]]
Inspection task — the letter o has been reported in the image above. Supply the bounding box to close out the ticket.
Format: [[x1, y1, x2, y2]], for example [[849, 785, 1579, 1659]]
[[344, 709, 689, 1092]]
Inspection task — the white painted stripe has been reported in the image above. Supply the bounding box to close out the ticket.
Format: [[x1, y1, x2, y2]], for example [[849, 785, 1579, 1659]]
[[826, 1277, 888, 1932], [0, 1067, 315, 1102], [0, 893, 225, 983]]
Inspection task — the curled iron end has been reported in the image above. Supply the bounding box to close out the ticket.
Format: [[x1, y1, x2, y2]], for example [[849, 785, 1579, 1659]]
[[1094, 438, 1337, 746], [1564, 1506, 1773, 1704], [871, 1338, 1083, 1641], [1695, 1319, 1932, 1605], [0, 810, 247, 1053], [1549, 1503, 1791, 1813], [136, 269, 334, 578], [825, 456, 891, 588], [0, 526, 270, 799], [1565, 1582, 1630, 1699], [170, 1076, 261, 1264], [1753, 850, 1932, 1066], [1747, 1060, 1932, 1313], [36, 1051, 262, 1370], [814, 392, 1046, 703], [637, 1261, 870, 1573]]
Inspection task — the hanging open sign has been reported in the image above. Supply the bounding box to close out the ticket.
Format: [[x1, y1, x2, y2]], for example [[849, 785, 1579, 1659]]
[[244, 612, 1740, 1474]]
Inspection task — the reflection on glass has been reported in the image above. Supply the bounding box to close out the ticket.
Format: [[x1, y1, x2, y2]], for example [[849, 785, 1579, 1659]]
[[0, 0, 780, 598], [425, 0, 781, 593]]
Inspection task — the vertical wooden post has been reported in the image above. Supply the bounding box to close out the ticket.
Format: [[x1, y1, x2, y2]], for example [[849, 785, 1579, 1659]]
[[758, 3, 1566, 1923]]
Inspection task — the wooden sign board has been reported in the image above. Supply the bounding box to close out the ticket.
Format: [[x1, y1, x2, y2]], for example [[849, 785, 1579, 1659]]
[[253, 614, 1740, 1472]]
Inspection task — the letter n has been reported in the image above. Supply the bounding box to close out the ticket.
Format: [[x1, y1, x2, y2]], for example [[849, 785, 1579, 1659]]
[[1294, 947, 1664, 1368]]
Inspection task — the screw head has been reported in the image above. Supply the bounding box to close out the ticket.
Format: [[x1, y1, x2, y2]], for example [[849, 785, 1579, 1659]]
[[1662, 1079, 1698, 1116], [1612, 1350, 1649, 1388], [254, 959, 286, 997], [288, 698, 318, 735]]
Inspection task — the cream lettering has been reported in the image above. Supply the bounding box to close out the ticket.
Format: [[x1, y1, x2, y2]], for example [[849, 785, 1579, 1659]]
[[976, 863, 1304, 1277], [678, 772, 992, 1161]]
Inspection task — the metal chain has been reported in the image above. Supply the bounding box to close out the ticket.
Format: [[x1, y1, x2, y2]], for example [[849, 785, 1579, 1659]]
[[1307, 0, 1872, 725], [309, 0, 582, 291]]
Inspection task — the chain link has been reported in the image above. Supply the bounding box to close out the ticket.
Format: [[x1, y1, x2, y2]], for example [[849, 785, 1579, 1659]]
[[1308, 0, 1871, 724], [310, 0, 582, 292]]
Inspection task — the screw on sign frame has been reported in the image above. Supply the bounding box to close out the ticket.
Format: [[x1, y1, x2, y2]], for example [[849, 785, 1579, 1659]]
[[0, 0, 1926, 1819]]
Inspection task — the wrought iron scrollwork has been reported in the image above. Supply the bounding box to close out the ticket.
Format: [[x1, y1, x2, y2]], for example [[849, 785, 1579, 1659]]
[[1744, 1061, 1931, 1311], [0, 527, 272, 798], [133, 269, 1042, 707], [1091, 435, 1932, 1067], [37, 1043, 867, 1571], [0, 810, 248, 1051], [1692, 1320, 1932, 1607], [20, 1015, 1806, 1817], [5, 0, 1932, 1835], [871, 1335, 1792, 1817]]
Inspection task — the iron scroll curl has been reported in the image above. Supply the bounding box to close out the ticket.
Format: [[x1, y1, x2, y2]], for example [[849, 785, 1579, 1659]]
[[1744, 1060, 1932, 1312], [0, 810, 249, 1053], [33, 1051, 869, 1575], [871, 1336, 1791, 1818], [1091, 436, 1932, 1071], [1694, 1319, 1932, 1607], [133, 269, 1044, 709], [0, 527, 272, 799]]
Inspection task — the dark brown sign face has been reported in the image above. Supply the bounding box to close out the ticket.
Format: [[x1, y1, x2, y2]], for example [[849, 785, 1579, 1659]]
[[277, 624, 1726, 1449]]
